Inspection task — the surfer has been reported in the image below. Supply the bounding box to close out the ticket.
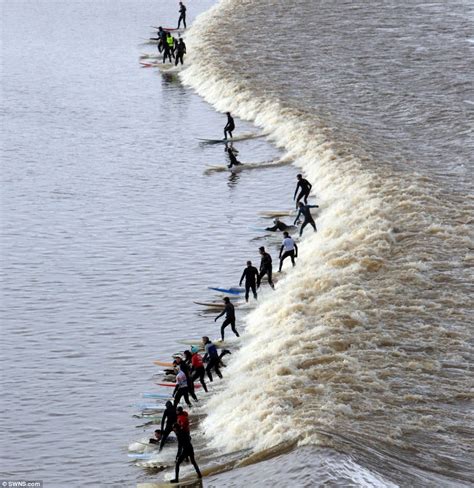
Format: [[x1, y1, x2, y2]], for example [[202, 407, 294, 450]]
[[265, 217, 291, 232], [184, 348, 208, 392], [294, 202, 318, 236], [149, 429, 162, 445], [225, 144, 242, 168], [293, 174, 312, 207], [279, 231, 298, 271], [170, 423, 202, 484], [173, 357, 198, 402], [239, 260, 258, 302], [214, 297, 239, 341], [173, 365, 193, 408], [176, 406, 190, 433], [174, 38, 186, 65], [153, 26, 166, 53], [177, 2, 187, 29], [224, 112, 235, 139], [202, 336, 223, 381], [159, 401, 177, 451], [162, 34, 173, 63], [257, 246, 275, 289]]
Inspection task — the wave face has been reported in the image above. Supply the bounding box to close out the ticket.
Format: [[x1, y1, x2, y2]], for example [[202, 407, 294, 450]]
[[181, 0, 473, 484]]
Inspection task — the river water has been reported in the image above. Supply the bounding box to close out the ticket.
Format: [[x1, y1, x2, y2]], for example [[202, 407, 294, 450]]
[[2, 0, 473, 487]]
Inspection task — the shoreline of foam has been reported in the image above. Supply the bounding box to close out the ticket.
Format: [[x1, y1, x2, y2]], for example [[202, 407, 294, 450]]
[[177, 1, 473, 484]]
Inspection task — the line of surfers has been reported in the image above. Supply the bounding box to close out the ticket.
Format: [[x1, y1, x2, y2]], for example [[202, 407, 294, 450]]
[[150, 1, 188, 66], [144, 169, 317, 483]]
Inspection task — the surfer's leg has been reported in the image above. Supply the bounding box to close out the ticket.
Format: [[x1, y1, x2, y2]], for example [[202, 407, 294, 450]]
[[187, 379, 198, 401], [230, 320, 239, 337], [251, 283, 257, 300], [245, 284, 250, 302], [221, 318, 231, 340], [205, 362, 213, 382], [172, 452, 186, 482], [290, 250, 296, 266], [188, 447, 202, 477], [267, 267, 275, 289], [310, 219, 317, 232], [173, 389, 183, 407], [159, 424, 172, 451]]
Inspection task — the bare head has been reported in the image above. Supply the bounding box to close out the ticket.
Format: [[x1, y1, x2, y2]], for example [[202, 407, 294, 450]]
[[297, 174, 302, 180], [223, 297, 230, 303], [283, 231, 289, 237], [259, 246, 265, 254], [246, 260, 252, 267]]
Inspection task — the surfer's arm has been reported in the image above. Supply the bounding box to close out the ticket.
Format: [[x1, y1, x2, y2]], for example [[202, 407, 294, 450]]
[[239, 270, 246, 286], [294, 242, 298, 257], [293, 210, 301, 224], [214, 310, 225, 321], [293, 182, 301, 199]]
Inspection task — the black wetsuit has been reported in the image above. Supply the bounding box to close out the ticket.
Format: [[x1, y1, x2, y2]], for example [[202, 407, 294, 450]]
[[216, 303, 239, 341], [294, 178, 312, 205], [178, 3, 187, 29], [157, 29, 166, 52], [240, 266, 258, 301], [159, 404, 177, 450], [175, 40, 186, 65], [174, 429, 201, 482], [224, 114, 235, 139], [204, 341, 222, 381], [258, 252, 275, 289], [266, 221, 289, 232], [294, 204, 318, 236]]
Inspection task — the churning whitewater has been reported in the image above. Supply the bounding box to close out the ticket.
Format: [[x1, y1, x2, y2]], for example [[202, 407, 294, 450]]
[[180, 0, 473, 485]]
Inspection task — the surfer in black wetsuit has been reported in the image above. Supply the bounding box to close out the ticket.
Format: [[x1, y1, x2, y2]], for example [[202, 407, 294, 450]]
[[239, 261, 259, 302], [293, 174, 312, 207], [214, 297, 239, 341], [225, 144, 241, 168], [177, 2, 187, 29], [159, 401, 177, 451], [152, 26, 167, 53], [294, 202, 318, 236], [265, 218, 290, 232], [175, 38, 186, 65], [224, 112, 235, 139], [170, 423, 202, 483], [257, 246, 275, 289]]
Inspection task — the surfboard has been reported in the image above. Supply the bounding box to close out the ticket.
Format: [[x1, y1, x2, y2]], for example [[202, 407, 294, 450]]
[[137, 478, 200, 488], [193, 301, 226, 308], [208, 286, 244, 295], [135, 403, 167, 410], [179, 339, 227, 347], [153, 360, 174, 367], [156, 382, 202, 388], [143, 393, 174, 399], [258, 210, 295, 218], [198, 133, 264, 144]]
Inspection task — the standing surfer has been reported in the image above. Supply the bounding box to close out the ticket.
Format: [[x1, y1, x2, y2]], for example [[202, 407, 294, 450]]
[[293, 174, 312, 207], [177, 2, 187, 29], [279, 231, 298, 271], [239, 261, 259, 302], [294, 202, 318, 236], [257, 246, 275, 289], [224, 112, 235, 139], [170, 423, 202, 483], [175, 38, 186, 65], [159, 401, 177, 451], [202, 336, 223, 381], [214, 297, 239, 340]]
